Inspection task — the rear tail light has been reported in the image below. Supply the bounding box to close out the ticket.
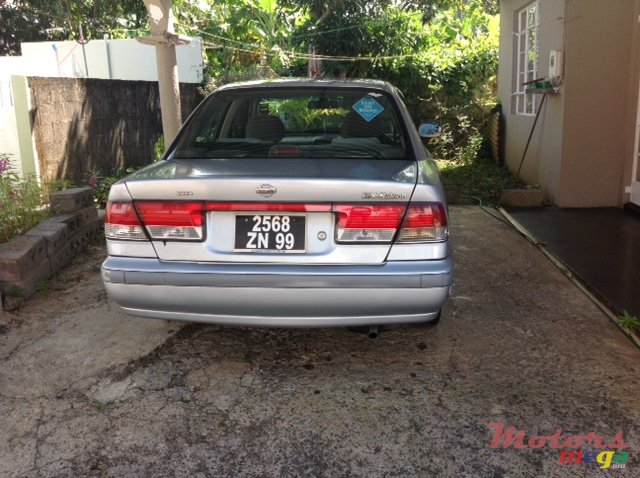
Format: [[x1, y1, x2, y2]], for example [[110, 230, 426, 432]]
[[105, 202, 147, 240], [396, 203, 448, 242], [334, 203, 447, 244], [105, 201, 331, 242], [105, 200, 448, 244], [334, 205, 405, 242], [105, 201, 203, 241], [136, 202, 203, 240]]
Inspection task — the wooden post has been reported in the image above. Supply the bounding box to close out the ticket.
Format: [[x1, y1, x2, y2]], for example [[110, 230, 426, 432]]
[[139, 0, 187, 148]]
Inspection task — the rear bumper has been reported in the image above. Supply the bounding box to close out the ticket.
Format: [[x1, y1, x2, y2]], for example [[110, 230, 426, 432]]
[[102, 257, 453, 327]]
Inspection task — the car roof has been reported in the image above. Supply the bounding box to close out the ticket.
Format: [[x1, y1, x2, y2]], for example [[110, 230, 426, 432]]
[[215, 78, 397, 94]]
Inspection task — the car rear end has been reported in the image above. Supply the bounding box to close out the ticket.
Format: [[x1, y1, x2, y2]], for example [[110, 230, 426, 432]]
[[101, 79, 453, 327]]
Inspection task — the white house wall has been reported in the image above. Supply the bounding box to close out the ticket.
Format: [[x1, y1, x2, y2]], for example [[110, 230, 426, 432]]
[[500, 0, 640, 207], [0, 56, 56, 178], [534, 1, 565, 205], [20, 38, 203, 84], [0, 62, 24, 176], [558, 0, 637, 207], [498, 0, 566, 204]]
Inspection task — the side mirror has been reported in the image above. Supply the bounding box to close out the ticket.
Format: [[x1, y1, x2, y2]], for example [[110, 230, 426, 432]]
[[419, 123, 442, 139]]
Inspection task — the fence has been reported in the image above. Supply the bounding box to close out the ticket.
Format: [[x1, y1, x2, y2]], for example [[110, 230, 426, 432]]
[[27, 77, 202, 185]]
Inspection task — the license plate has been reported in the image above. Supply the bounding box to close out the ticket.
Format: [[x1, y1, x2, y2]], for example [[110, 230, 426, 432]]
[[234, 214, 305, 252]]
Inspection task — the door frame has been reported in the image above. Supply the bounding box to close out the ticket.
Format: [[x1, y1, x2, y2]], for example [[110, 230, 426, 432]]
[[631, 73, 640, 206]]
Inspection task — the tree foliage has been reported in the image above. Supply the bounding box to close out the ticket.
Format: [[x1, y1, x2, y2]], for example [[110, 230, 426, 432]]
[[176, 0, 301, 90], [2, 0, 499, 160], [183, 0, 498, 159], [370, 1, 500, 159], [0, 0, 148, 55], [276, 0, 498, 158]]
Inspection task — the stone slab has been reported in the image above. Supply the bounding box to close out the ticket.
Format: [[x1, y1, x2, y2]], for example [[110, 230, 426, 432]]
[[77, 206, 98, 226], [69, 219, 101, 254], [42, 213, 81, 234], [50, 187, 94, 214], [49, 243, 74, 276], [0, 236, 48, 282], [24, 222, 69, 257], [0, 258, 51, 299], [500, 189, 544, 208]]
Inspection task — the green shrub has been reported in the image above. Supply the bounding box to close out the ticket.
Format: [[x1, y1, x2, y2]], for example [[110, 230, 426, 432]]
[[88, 167, 138, 209], [154, 135, 165, 161], [616, 311, 640, 335], [0, 154, 49, 244], [436, 152, 523, 206]]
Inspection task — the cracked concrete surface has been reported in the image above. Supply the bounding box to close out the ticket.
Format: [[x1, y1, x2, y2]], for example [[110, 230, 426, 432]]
[[1, 206, 639, 477]]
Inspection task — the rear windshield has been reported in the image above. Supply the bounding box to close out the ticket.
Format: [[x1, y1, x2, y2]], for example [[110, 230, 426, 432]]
[[169, 87, 408, 160]]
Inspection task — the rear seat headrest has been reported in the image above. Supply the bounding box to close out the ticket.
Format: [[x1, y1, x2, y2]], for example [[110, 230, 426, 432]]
[[246, 115, 285, 141], [340, 111, 384, 138]]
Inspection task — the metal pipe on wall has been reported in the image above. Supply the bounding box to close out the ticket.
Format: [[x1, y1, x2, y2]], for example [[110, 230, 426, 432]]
[[104, 34, 113, 80]]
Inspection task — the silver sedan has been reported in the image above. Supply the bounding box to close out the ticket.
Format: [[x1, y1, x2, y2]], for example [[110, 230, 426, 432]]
[[102, 79, 453, 327]]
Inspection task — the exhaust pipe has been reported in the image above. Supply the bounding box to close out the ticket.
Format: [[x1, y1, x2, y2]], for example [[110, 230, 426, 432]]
[[368, 325, 379, 339]]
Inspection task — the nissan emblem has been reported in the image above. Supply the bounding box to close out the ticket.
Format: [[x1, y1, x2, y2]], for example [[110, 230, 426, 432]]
[[256, 184, 277, 198]]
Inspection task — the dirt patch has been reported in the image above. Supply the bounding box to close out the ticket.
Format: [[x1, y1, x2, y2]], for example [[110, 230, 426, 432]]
[[1, 241, 105, 328]]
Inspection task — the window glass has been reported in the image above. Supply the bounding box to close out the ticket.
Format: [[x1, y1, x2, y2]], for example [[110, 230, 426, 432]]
[[170, 88, 408, 160], [513, 2, 538, 115]]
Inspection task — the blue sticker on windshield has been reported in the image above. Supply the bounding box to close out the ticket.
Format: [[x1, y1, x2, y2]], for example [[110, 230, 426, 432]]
[[352, 96, 384, 122]]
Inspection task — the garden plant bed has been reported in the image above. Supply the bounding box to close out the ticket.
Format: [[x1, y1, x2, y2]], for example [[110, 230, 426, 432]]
[[0, 187, 102, 310]]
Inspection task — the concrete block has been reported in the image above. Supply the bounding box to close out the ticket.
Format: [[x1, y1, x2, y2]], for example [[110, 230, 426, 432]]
[[0, 259, 51, 299], [50, 187, 94, 214], [0, 236, 48, 282], [49, 243, 73, 276], [24, 222, 69, 257], [77, 205, 98, 225], [500, 189, 544, 208], [43, 213, 81, 234], [69, 219, 101, 254]]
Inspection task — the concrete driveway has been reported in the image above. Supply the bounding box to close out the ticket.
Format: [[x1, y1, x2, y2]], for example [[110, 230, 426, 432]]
[[1, 206, 638, 477]]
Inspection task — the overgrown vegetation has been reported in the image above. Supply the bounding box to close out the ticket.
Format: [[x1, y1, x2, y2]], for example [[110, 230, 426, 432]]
[[0, 154, 49, 243], [88, 167, 137, 209], [0, 1, 148, 55], [154, 135, 166, 161], [190, 0, 499, 162], [86, 140, 166, 208], [4, 0, 500, 162], [436, 140, 524, 206], [4, 0, 512, 203]]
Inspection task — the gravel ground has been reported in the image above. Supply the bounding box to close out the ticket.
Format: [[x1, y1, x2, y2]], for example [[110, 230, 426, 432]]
[[0, 206, 638, 477]]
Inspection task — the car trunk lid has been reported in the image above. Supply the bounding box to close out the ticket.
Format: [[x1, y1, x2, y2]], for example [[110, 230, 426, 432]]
[[120, 158, 419, 264]]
